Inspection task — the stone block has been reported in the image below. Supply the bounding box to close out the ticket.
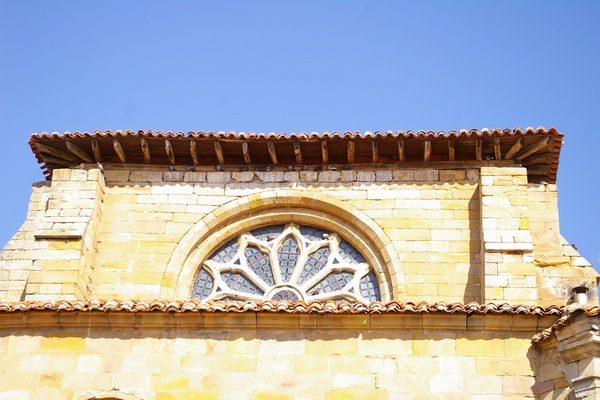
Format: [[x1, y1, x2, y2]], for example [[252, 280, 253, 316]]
[[439, 169, 466, 181], [356, 171, 375, 182], [375, 170, 392, 182], [206, 172, 231, 183], [318, 171, 341, 182], [184, 171, 207, 182], [392, 169, 414, 182], [414, 169, 438, 181]]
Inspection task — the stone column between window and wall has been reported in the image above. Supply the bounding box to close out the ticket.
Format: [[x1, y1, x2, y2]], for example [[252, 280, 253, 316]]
[[23, 168, 105, 301], [478, 167, 537, 304]]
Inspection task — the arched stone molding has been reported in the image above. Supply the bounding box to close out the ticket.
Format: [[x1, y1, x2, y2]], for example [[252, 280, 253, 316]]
[[161, 189, 405, 302]]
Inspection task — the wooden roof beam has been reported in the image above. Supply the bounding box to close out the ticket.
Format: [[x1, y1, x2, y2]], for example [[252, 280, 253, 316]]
[[424, 140, 431, 162], [91, 139, 102, 162], [398, 139, 405, 162], [372, 141, 379, 163], [41, 154, 72, 167], [242, 141, 252, 165], [165, 139, 175, 165], [505, 137, 525, 160], [65, 141, 92, 162], [494, 137, 502, 161], [34, 142, 77, 162], [522, 152, 552, 166], [141, 138, 151, 163], [448, 139, 455, 161], [475, 138, 482, 161], [214, 140, 225, 165], [113, 139, 127, 163], [293, 141, 302, 164], [268, 140, 278, 164], [321, 141, 328, 164], [347, 140, 355, 164], [526, 164, 551, 176], [190, 140, 200, 166], [515, 137, 550, 161]]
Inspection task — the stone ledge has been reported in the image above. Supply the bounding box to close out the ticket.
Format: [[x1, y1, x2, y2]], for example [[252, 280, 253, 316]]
[[34, 231, 83, 240], [485, 242, 534, 253]]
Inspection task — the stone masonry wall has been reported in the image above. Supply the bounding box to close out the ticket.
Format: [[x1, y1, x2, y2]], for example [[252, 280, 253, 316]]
[[0, 165, 596, 305], [0, 312, 545, 400], [93, 167, 481, 304]]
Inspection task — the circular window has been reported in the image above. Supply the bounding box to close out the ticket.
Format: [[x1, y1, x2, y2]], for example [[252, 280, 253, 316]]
[[192, 223, 381, 303]]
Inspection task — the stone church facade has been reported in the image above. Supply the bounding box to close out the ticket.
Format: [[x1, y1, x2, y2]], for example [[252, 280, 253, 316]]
[[0, 127, 599, 399]]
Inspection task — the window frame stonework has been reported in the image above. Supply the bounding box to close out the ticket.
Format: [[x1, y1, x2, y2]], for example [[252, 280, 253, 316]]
[[192, 223, 381, 303], [162, 190, 402, 302]]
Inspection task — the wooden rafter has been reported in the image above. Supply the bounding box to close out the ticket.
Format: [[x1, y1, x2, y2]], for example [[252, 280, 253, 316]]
[[494, 137, 502, 161], [141, 138, 151, 163], [475, 138, 482, 161], [398, 139, 405, 162], [522, 152, 552, 166], [267, 140, 278, 164], [515, 137, 550, 161], [190, 141, 200, 166], [242, 141, 252, 165], [347, 140, 355, 164], [527, 165, 551, 176], [505, 137, 525, 160], [448, 140, 455, 161], [65, 141, 92, 162], [214, 140, 225, 165], [91, 139, 101, 162], [42, 154, 72, 166], [293, 141, 302, 164], [113, 139, 127, 163], [165, 139, 176, 165], [35, 142, 77, 162], [372, 141, 379, 163], [424, 140, 431, 162], [321, 141, 328, 164]]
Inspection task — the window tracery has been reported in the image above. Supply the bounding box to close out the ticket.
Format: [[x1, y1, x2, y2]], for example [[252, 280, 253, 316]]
[[192, 223, 381, 303]]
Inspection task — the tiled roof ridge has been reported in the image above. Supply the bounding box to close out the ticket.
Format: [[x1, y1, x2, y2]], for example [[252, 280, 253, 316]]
[[531, 305, 600, 343], [0, 299, 564, 315], [30, 126, 560, 140]]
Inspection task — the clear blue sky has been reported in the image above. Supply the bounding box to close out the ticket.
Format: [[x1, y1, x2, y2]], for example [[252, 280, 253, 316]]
[[1, 1, 599, 269]]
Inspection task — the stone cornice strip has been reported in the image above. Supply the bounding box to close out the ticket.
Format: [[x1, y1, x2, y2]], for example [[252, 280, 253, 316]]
[[0, 299, 564, 315]]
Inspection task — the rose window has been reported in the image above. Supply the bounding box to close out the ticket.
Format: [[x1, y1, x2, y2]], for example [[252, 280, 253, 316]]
[[192, 224, 381, 303]]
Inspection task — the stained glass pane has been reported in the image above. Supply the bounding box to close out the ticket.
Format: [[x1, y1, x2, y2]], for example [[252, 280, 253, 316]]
[[308, 271, 354, 294], [211, 239, 239, 263], [245, 245, 274, 286], [221, 272, 263, 295], [277, 236, 299, 282], [298, 247, 330, 285], [360, 271, 381, 302], [192, 268, 214, 300], [252, 225, 284, 241], [338, 241, 366, 264], [300, 226, 328, 241], [271, 290, 299, 302]]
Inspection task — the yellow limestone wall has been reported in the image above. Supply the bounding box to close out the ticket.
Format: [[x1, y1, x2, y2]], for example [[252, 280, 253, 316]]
[[0, 164, 596, 399], [0, 165, 596, 304], [0, 312, 553, 400]]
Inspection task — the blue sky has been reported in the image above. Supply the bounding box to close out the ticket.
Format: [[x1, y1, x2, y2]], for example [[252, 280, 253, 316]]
[[1, 1, 599, 269]]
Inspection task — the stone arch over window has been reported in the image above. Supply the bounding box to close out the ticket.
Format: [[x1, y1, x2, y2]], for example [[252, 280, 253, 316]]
[[161, 190, 405, 302]]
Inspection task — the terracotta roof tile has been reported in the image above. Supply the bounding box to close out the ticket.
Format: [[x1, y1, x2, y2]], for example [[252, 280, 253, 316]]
[[531, 305, 600, 343], [0, 299, 564, 315], [28, 127, 563, 184]]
